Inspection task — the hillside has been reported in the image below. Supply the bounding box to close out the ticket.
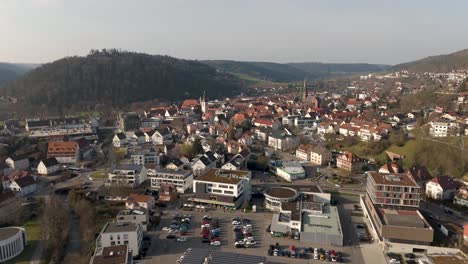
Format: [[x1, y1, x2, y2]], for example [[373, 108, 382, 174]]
[[392, 49, 468, 72], [0, 63, 36, 87], [202, 60, 390, 83], [1, 50, 241, 112], [288, 62, 391, 75], [201, 60, 309, 83]]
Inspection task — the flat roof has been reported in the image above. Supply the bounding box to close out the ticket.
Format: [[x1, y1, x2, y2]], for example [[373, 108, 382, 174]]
[[379, 208, 427, 228], [92, 245, 128, 264], [368, 172, 419, 187], [302, 205, 342, 237], [180, 248, 266, 264], [103, 222, 138, 233], [0, 227, 22, 240], [265, 187, 298, 199], [195, 169, 250, 185]]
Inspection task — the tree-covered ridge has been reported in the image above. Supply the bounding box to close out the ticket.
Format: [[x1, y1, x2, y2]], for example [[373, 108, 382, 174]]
[[0, 62, 35, 87], [392, 49, 468, 72], [2, 49, 241, 111]]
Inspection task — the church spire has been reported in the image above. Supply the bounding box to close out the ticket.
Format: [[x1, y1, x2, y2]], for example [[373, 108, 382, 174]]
[[201, 90, 207, 113], [302, 76, 308, 100]]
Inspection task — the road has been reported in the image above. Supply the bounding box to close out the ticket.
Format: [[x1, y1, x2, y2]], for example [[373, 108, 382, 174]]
[[419, 201, 467, 227]]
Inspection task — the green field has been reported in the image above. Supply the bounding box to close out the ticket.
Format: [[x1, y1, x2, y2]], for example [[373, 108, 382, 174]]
[[89, 169, 107, 179]]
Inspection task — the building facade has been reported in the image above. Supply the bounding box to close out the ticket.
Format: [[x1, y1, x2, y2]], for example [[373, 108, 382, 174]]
[[0, 227, 26, 262], [148, 168, 193, 194], [96, 222, 143, 257], [366, 172, 421, 208], [108, 164, 148, 188]]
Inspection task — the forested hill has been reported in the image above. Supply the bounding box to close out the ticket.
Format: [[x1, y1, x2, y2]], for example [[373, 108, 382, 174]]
[[392, 49, 468, 72], [1, 50, 241, 112]]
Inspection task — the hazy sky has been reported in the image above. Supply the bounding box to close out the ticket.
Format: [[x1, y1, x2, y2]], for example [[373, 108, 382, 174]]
[[1, 0, 468, 65]]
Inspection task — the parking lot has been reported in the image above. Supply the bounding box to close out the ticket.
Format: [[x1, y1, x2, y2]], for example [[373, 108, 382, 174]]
[[138, 193, 374, 264]]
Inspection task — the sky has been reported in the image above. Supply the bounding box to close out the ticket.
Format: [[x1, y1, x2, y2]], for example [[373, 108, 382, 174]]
[[1, 0, 468, 65]]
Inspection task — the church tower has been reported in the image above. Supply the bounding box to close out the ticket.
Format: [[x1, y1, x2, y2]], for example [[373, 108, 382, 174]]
[[200, 91, 207, 113], [302, 76, 308, 101]]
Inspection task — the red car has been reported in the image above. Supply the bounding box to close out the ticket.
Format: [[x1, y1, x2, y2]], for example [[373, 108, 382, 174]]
[[290, 245, 296, 252], [330, 249, 336, 256]]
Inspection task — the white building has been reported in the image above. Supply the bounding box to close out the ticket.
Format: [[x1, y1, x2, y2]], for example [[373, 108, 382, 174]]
[[425, 175, 459, 200], [192, 169, 251, 208], [9, 176, 37, 197], [273, 162, 306, 182], [117, 209, 149, 232], [37, 157, 60, 176], [0, 227, 27, 262], [96, 222, 143, 257], [113, 133, 127, 148], [108, 164, 148, 188], [192, 155, 215, 176], [148, 168, 193, 194], [5, 155, 29, 171], [268, 129, 298, 151]]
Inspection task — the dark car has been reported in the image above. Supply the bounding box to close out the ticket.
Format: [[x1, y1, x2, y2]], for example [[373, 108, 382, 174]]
[[404, 253, 416, 259], [405, 260, 416, 264], [266, 224, 271, 232], [166, 234, 176, 239], [444, 209, 453, 215]]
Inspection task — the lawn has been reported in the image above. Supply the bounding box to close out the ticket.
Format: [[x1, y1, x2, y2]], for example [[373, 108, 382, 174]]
[[385, 140, 421, 168], [89, 169, 107, 179], [5, 218, 42, 264]]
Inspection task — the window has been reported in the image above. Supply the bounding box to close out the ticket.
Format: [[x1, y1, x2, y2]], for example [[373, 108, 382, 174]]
[[224, 190, 234, 195], [123, 234, 128, 239]]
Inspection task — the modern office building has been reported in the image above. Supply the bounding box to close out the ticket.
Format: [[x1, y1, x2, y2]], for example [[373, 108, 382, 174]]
[[148, 168, 193, 194]]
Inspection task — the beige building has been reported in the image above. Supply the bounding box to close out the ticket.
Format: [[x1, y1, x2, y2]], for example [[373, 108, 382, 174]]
[[367, 172, 421, 208]]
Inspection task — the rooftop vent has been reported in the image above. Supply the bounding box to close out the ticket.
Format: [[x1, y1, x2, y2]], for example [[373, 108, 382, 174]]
[[385, 174, 401, 182]]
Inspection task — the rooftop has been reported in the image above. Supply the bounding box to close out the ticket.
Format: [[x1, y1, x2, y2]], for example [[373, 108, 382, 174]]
[[378, 208, 427, 228], [180, 248, 266, 264], [264, 187, 298, 199], [92, 245, 128, 264], [195, 169, 250, 185], [0, 227, 22, 241], [102, 222, 139, 233], [368, 172, 419, 187], [302, 205, 342, 237]]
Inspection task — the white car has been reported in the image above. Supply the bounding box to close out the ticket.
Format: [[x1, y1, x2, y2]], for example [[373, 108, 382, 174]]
[[210, 241, 221, 246], [177, 237, 187, 242], [162, 227, 170, 232], [389, 259, 400, 264], [232, 220, 241, 225], [273, 249, 279, 256], [314, 253, 319, 260], [245, 240, 257, 246]]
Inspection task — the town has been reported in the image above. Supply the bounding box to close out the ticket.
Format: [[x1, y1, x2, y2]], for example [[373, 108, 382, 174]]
[[0, 67, 467, 264]]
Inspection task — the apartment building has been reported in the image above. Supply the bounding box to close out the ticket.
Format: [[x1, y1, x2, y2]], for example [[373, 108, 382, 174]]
[[310, 145, 332, 166], [148, 168, 193, 194], [96, 222, 143, 257], [117, 209, 149, 232], [47, 141, 80, 163], [108, 164, 148, 188], [192, 169, 251, 209], [366, 172, 421, 208]]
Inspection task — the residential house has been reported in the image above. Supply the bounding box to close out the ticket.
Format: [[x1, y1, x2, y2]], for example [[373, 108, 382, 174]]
[[5, 155, 29, 171], [192, 155, 215, 176], [1, 170, 28, 190], [37, 157, 60, 176], [9, 175, 37, 197], [336, 151, 364, 172], [221, 154, 246, 171], [268, 129, 298, 151], [113, 133, 127, 148], [108, 164, 148, 188], [310, 145, 332, 166], [425, 175, 459, 200], [125, 193, 155, 210], [47, 141, 80, 163], [296, 144, 313, 161]]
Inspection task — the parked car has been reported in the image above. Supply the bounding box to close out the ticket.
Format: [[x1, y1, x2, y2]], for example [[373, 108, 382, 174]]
[[210, 241, 221, 246], [177, 237, 187, 242], [166, 234, 176, 239], [404, 253, 416, 259]]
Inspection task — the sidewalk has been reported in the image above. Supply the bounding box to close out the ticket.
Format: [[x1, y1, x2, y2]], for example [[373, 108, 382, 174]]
[[360, 241, 387, 264]]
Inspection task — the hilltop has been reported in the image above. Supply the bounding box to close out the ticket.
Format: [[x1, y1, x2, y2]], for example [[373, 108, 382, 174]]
[[1, 50, 241, 113], [392, 49, 468, 72]]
